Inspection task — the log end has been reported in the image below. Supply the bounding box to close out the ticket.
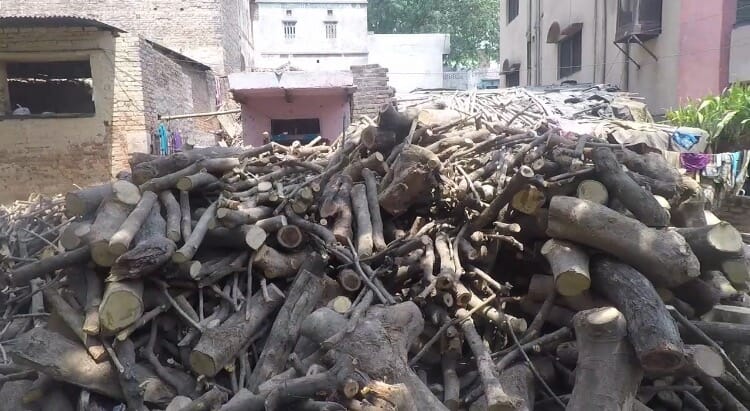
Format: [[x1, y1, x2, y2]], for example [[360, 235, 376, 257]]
[[721, 258, 750, 284], [112, 180, 142, 206], [91, 241, 118, 267], [276, 225, 303, 249], [99, 290, 144, 333], [189, 350, 218, 377], [556, 270, 591, 297], [245, 226, 268, 250], [639, 346, 686, 375], [708, 222, 743, 254]]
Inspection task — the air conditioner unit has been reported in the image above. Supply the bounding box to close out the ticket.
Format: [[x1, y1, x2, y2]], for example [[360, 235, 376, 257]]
[[615, 0, 663, 43]]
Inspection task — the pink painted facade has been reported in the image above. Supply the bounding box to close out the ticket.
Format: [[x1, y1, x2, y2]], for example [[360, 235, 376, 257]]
[[236, 91, 350, 146], [677, 0, 736, 103]]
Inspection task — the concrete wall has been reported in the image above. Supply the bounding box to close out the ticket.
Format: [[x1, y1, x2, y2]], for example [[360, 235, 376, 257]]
[[730, 24, 750, 83], [367, 34, 450, 93], [240, 92, 350, 146], [0, 0, 252, 74], [253, 0, 369, 71], [0, 27, 116, 203], [498, 0, 736, 115], [717, 195, 750, 234]]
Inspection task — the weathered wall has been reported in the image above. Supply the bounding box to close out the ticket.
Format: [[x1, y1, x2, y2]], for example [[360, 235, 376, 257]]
[[253, 0, 369, 70], [0, 0, 252, 74], [717, 195, 750, 234], [240, 92, 350, 146], [0, 27, 116, 203], [351, 64, 394, 120], [367, 34, 450, 94]]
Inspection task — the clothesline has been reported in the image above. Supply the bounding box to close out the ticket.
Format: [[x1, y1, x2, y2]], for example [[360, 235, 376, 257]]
[[661, 149, 750, 196]]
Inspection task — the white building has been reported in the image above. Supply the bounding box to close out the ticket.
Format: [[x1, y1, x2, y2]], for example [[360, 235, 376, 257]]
[[250, 0, 450, 91]]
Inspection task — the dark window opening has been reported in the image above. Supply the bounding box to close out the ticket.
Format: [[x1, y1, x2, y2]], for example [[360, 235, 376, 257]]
[[5, 60, 94, 115], [508, 0, 519, 23], [739, 0, 750, 25], [505, 71, 520, 87], [270, 118, 321, 145], [558, 31, 582, 78]]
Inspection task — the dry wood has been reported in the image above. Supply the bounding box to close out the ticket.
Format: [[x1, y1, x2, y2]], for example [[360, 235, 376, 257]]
[[131, 146, 243, 184], [5, 245, 90, 286], [99, 280, 144, 334], [174, 201, 217, 263], [216, 207, 273, 228], [160, 190, 182, 242], [89, 199, 134, 266], [276, 224, 303, 249], [379, 145, 440, 217], [352, 184, 374, 257], [176, 171, 220, 192], [179, 190, 192, 239], [65, 180, 141, 217], [42, 285, 106, 361], [675, 222, 744, 266], [541, 239, 590, 297], [253, 245, 309, 279], [575, 179, 609, 205], [109, 191, 159, 257], [547, 196, 700, 288]]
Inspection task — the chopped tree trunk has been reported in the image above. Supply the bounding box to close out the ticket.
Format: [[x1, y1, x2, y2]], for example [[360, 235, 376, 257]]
[[591, 257, 686, 374], [253, 245, 309, 279], [442, 349, 460, 411], [540, 239, 590, 297], [496, 363, 535, 411], [83, 268, 103, 335], [180, 191, 192, 240], [672, 279, 720, 316], [567, 307, 643, 411], [469, 166, 535, 232], [217, 207, 274, 228], [174, 201, 217, 263], [99, 280, 144, 335], [675, 222, 744, 266], [591, 147, 670, 227], [378, 103, 413, 139], [65, 180, 141, 217], [721, 257, 750, 285], [547, 196, 700, 288], [243, 215, 288, 250], [379, 145, 440, 217], [681, 344, 725, 377], [42, 286, 106, 361], [352, 184, 374, 257], [176, 172, 220, 192], [361, 168, 387, 251], [90, 199, 135, 267], [362, 126, 399, 154], [338, 268, 362, 292], [131, 146, 242, 184], [576, 179, 609, 205], [511, 186, 546, 215], [190, 285, 284, 377], [344, 152, 388, 181], [672, 196, 708, 228], [110, 202, 176, 281], [5, 245, 90, 286], [113, 338, 146, 411], [247, 253, 327, 390], [702, 270, 738, 299], [61, 221, 92, 250], [177, 386, 229, 411], [109, 191, 159, 257], [457, 308, 521, 411], [276, 225, 303, 249], [160, 191, 182, 242], [435, 232, 458, 290], [0, 380, 34, 411]]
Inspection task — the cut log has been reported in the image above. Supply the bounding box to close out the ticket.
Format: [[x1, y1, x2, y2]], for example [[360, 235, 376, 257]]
[[0, 380, 34, 411], [378, 103, 413, 139], [190, 285, 284, 377], [61, 221, 92, 250], [442, 349, 460, 410], [495, 362, 534, 411], [362, 168, 387, 252], [547, 196, 700, 288], [616, 149, 681, 185], [99, 280, 144, 334], [276, 225, 303, 249], [217, 207, 274, 228], [344, 152, 388, 181], [131, 146, 243, 184], [672, 279, 719, 316], [457, 308, 522, 411], [109, 191, 159, 257], [110, 202, 176, 281], [681, 344, 724, 377], [591, 147, 670, 227], [566, 307, 643, 411], [352, 184, 374, 257], [591, 257, 686, 374], [178, 387, 228, 411], [42, 286, 106, 361], [511, 186, 546, 215], [540, 239, 590, 297], [701, 270, 738, 299], [721, 258, 750, 285], [160, 191, 182, 242], [176, 171, 220, 192], [174, 201, 217, 263], [338, 268, 362, 292], [141, 158, 239, 192], [65, 180, 141, 217], [5, 245, 90, 287], [113, 338, 146, 411], [179, 191, 192, 240], [675, 222, 743, 265], [576, 179, 608, 205], [362, 126, 398, 154], [90, 199, 134, 267], [243, 216, 288, 250], [379, 144, 440, 217], [247, 253, 327, 390], [253, 245, 309, 279], [672, 196, 708, 228], [469, 166, 535, 232]]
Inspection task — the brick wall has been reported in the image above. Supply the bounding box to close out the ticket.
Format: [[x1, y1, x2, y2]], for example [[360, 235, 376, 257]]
[[0, 0, 253, 75], [717, 195, 750, 234], [111, 33, 147, 173], [351, 64, 394, 120]]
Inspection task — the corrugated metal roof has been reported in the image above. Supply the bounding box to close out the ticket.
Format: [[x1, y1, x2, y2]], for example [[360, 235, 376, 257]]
[[0, 15, 124, 32]]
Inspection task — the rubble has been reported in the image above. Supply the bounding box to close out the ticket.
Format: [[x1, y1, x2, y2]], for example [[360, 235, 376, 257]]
[[1, 102, 750, 411]]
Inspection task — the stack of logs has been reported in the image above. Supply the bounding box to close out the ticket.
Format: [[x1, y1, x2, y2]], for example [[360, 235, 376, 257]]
[[2, 103, 750, 411]]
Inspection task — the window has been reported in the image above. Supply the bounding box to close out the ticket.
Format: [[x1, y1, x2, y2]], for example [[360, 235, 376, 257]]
[[4, 60, 95, 116], [738, 0, 750, 25], [271, 118, 321, 145], [325, 22, 337, 39], [286, 9, 292, 16], [283, 21, 296, 40], [505, 71, 520, 87], [508, 0, 519, 23], [327, 9, 334, 16], [558, 31, 582, 78]]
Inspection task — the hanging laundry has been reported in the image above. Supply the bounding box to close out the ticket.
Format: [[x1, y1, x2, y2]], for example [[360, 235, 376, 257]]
[[702, 154, 721, 178], [662, 150, 682, 171], [158, 123, 170, 156], [172, 129, 183, 152], [681, 153, 711, 173]]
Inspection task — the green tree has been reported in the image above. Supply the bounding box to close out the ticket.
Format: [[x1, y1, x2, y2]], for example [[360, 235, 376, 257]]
[[368, 0, 499, 69]]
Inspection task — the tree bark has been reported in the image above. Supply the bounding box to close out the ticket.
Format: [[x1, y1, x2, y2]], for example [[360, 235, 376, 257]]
[[591, 257, 686, 374], [547, 196, 700, 288], [541, 239, 590, 297], [252, 245, 309, 280], [99, 280, 144, 334], [671, 279, 719, 316], [362, 168, 387, 252], [567, 307, 643, 411], [592, 147, 670, 227], [190, 285, 283, 377], [576, 179, 609, 205], [672, 196, 708, 228], [180, 191, 192, 240], [160, 190, 182, 242], [378, 103, 412, 140], [675, 222, 744, 266], [174, 201, 217, 263], [131, 146, 242, 185], [362, 126, 398, 154], [90, 199, 134, 267], [176, 172, 220, 192], [379, 145, 440, 217], [247, 253, 327, 390], [6, 245, 90, 286], [217, 207, 274, 229], [109, 191, 159, 257], [352, 184, 374, 257], [65, 180, 141, 217], [43, 286, 106, 361]]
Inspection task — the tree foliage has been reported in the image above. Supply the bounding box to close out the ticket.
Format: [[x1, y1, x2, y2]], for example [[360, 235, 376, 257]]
[[368, 0, 499, 69]]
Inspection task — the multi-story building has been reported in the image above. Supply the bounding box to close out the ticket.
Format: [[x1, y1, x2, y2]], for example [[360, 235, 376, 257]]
[[499, 0, 749, 115]]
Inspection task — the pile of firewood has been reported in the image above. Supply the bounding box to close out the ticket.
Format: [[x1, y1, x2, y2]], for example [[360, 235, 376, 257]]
[[2, 103, 750, 411]]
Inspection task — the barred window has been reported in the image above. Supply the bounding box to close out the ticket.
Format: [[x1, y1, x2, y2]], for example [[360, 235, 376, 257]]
[[283, 21, 296, 40], [325, 22, 337, 39]]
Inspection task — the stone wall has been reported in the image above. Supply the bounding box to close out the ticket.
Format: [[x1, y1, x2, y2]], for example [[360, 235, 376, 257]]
[[351, 64, 394, 120], [717, 195, 750, 234], [0, 0, 253, 74]]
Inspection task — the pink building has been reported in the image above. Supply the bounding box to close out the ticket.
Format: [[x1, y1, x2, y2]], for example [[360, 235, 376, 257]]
[[229, 70, 355, 146], [499, 0, 749, 115]]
